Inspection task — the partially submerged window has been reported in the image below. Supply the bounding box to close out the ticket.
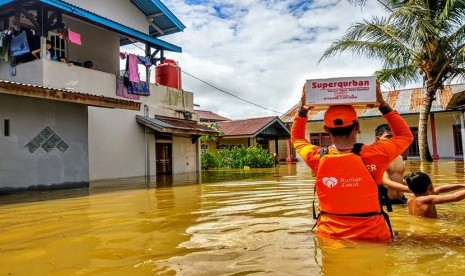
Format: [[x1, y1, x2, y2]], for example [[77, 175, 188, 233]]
[[4, 119, 10, 136]]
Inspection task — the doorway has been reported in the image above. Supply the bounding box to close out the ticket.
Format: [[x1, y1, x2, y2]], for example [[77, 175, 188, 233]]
[[156, 143, 172, 175]]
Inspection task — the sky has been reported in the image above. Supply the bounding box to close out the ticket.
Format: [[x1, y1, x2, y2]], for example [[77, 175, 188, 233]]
[[128, 0, 393, 120]]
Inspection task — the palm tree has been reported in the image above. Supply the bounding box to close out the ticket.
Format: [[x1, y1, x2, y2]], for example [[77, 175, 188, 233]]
[[321, 0, 465, 161]]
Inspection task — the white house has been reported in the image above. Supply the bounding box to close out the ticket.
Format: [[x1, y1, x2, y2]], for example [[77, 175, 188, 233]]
[[0, 0, 217, 193]]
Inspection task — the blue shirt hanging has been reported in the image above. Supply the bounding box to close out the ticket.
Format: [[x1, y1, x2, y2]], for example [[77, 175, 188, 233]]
[[10, 31, 30, 57]]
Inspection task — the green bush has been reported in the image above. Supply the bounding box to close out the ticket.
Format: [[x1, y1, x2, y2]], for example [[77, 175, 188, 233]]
[[244, 146, 274, 168], [201, 151, 218, 170], [200, 145, 274, 170]]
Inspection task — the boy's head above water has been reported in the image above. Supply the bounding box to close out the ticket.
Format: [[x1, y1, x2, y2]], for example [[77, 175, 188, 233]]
[[405, 172, 432, 194]]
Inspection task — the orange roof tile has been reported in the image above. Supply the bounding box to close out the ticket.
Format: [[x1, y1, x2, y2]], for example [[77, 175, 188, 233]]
[[195, 110, 230, 122], [217, 116, 290, 137]]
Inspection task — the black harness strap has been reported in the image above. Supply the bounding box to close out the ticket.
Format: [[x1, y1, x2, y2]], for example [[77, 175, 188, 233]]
[[311, 146, 329, 230], [320, 211, 382, 217], [351, 143, 363, 155], [379, 185, 393, 212], [312, 146, 329, 221]]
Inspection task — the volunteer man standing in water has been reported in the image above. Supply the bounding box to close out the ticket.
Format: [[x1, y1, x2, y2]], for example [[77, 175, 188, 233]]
[[291, 81, 413, 242]]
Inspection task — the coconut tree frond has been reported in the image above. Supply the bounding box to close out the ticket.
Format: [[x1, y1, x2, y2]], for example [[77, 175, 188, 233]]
[[337, 0, 407, 10], [320, 18, 415, 62], [451, 68, 465, 82], [375, 65, 421, 88], [320, 40, 406, 63], [438, 0, 465, 23], [447, 22, 465, 44]]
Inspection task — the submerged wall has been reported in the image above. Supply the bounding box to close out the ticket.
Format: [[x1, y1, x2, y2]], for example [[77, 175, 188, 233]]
[[0, 94, 89, 192]]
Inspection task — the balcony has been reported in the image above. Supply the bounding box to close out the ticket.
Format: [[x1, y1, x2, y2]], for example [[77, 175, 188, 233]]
[[0, 59, 116, 97], [0, 59, 195, 119]]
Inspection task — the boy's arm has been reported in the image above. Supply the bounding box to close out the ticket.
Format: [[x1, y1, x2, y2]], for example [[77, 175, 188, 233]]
[[433, 184, 465, 195], [31, 48, 40, 59], [382, 171, 410, 192], [418, 189, 465, 204]]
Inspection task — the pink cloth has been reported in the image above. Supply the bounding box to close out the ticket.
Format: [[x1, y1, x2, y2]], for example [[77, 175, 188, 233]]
[[128, 54, 140, 82], [68, 29, 81, 45], [116, 77, 140, 100]]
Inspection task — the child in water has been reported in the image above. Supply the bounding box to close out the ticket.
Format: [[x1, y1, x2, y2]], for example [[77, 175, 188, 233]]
[[405, 172, 465, 218]]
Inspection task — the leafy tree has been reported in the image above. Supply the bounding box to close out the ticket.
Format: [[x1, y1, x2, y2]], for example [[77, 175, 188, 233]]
[[199, 122, 223, 151], [322, 0, 465, 161]]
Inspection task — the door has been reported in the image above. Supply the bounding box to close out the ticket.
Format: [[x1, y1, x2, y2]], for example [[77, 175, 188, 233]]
[[156, 143, 172, 175], [404, 127, 419, 158]]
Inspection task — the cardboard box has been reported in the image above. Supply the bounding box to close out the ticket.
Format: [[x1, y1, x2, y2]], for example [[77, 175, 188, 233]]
[[306, 76, 377, 107]]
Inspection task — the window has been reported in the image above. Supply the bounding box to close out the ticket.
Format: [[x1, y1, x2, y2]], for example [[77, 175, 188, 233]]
[[309, 133, 331, 146], [217, 144, 229, 150], [453, 124, 463, 155], [4, 119, 9, 136], [201, 144, 209, 153], [50, 34, 67, 60]]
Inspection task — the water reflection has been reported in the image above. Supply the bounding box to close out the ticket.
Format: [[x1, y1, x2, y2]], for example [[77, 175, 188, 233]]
[[0, 161, 465, 275]]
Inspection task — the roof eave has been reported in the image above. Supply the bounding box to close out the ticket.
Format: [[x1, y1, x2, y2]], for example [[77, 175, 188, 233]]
[[136, 115, 218, 136], [146, 0, 185, 31], [0, 81, 140, 110], [38, 0, 182, 52]]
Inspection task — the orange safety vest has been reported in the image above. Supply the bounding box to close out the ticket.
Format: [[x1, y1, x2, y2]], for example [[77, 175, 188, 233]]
[[315, 146, 391, 242]]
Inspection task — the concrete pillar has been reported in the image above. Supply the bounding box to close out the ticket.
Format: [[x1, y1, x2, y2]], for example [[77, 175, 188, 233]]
[[430, 113, 439, 160]]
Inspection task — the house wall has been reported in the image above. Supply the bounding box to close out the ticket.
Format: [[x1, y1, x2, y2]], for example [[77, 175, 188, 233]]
[[88, 107, 147, 180], [277, 140, 291, 160], [434, 112, 461, 158], [217, 137, 250, 148], [143, 85, 194, 119], [268, 140, 288, 160], [0, 94, 88, 191], [87, 84, 199, 181], [63, 0, 148, 33], [172, 136, 199, 173]]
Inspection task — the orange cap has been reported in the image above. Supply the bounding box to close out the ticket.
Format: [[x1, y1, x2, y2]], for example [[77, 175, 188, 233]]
[[324, 105, 358, 128]]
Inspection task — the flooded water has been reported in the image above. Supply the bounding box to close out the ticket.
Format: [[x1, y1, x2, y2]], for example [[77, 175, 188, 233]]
[[1, 161, 465, 275]]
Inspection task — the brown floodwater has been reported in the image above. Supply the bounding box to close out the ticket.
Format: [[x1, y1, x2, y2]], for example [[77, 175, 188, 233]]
[[1, 160, 465, 275]]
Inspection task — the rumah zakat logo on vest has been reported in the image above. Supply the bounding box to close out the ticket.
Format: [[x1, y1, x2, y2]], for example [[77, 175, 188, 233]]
[[322, 177, 338, 188]]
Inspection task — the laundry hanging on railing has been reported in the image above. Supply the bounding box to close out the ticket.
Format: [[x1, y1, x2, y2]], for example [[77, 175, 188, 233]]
[[117, 52, 151, 97], [116, 77, 140, 100], [10, 31, 29, 57], [137, 55, 152, 67], [128, 54, 140, 83], [127, 80, 150, 95]]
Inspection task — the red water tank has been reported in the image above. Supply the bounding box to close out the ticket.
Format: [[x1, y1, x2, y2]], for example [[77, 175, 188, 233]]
[[155, 59, 182, 89]]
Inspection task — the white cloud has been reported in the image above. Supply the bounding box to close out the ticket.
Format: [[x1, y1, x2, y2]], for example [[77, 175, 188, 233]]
[[138, 0, 396, 119]]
